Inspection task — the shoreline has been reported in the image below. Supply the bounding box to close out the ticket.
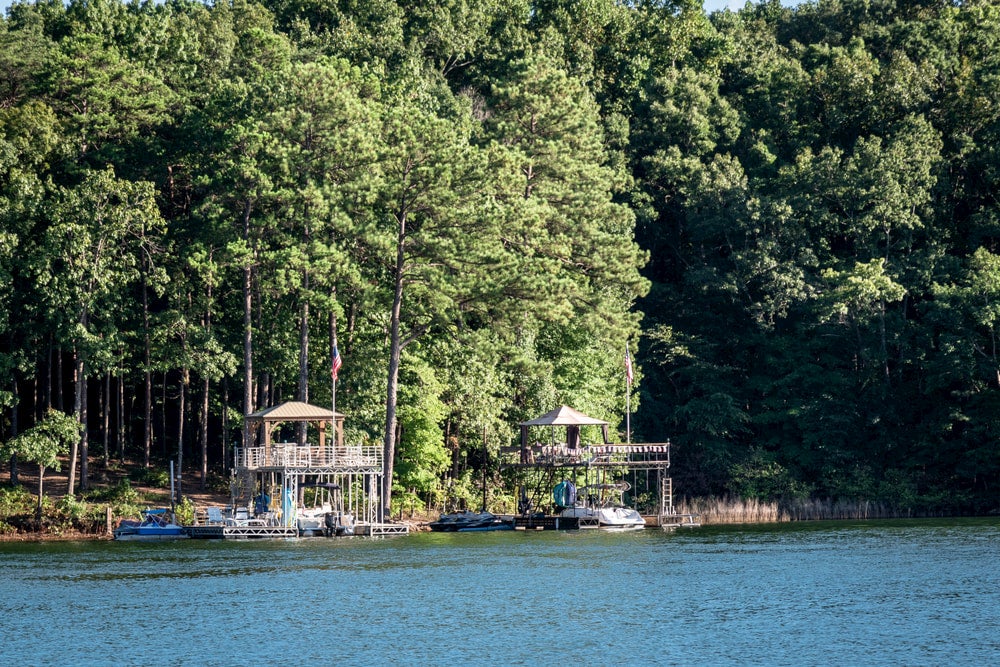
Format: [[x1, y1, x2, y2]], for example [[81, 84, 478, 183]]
[[6, 512, 996, 543]]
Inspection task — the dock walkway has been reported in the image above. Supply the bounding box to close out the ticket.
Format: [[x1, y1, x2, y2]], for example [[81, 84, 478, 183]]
[[187, 522, 409, 539]]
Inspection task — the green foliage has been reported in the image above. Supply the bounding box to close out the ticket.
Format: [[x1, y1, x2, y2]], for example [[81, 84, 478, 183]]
[[85, 478, 142, 518], [394, 356, 450, 500], [0, 484, 36, 517], [129, 467, 170, 488], [1, 0, 999, 517], [54, 494, 88, 523], [728, 451, 809, 502], [174, 496, 196, 526], [0, 409, 79, 471]]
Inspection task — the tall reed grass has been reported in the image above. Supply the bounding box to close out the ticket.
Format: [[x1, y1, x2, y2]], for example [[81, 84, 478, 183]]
[[674, 496, 948, 524]]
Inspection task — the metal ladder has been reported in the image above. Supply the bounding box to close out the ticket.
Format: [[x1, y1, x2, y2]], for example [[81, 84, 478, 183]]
[[659, 474, 674, 520]]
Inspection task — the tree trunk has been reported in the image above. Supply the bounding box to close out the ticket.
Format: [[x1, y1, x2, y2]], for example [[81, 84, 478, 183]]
[[102, 371, 110, 467], [117, 370, 125, 463], [36, 465, 45, 523], [201, 280, 214, 489], [55, 345, 63, 411], [222, 377, 229, 467], [80, 371, 89, 493], [242, 201, 254, 449], [297, 272, 309, 445], [45, 340, 52, 412], [200, 375, 209, 490], [381, 211, 407, 521], [177, 367, 188, 502], [68, 347, 81, 496], [258, 372, 270, 412], [347, 301, 356, 348], [161, 373, 167, 458], [9, 376, 18, 485], [143, 265, 152, 467]]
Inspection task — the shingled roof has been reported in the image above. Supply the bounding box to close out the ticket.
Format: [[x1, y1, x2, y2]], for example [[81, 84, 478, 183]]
[[519, 405, 608, 427], [245, 401, 343, 422]]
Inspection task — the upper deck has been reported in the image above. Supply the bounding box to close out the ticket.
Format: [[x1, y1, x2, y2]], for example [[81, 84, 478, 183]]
[[235, 442, 381, 472], [501, 442, 670, 469]]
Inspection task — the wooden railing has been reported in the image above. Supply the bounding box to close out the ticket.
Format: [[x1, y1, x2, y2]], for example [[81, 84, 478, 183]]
[[504, 442, 671, 466], [235, 443, 381, 470]]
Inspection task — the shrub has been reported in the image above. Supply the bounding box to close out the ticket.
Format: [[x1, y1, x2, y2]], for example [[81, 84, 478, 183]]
[[0, 484, 35, 517], [174, 496, 195, 526], [55, 495, 88, 524], [130, 467, 170, 488]]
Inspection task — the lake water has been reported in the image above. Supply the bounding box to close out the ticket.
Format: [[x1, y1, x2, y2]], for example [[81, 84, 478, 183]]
[[2, 518, 998, 666]]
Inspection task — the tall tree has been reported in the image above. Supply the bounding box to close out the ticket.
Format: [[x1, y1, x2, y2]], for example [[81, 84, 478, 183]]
[[33, 167, 164, 494], [363, 84, 511, 518]]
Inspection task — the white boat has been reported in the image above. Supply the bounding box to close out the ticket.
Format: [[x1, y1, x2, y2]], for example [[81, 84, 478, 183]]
[[297, 481, 355, 536], [114, 509, 189, 540], [555, 481, 646, 530], [560, 504, 646, 529]]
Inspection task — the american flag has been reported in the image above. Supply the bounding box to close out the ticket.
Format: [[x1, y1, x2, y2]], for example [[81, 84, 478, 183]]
[[625, 346, 633, 385], [331, 344, 343, 381]]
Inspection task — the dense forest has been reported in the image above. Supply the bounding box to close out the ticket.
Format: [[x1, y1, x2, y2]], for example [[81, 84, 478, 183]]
[[1, 0, 998, 516]]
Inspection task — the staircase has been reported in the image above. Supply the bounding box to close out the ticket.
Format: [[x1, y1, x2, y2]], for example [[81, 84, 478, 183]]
[[230, 468, 255, 508]]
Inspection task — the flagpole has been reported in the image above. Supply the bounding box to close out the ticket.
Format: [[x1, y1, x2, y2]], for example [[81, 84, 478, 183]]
[[330, 311, 338, 447], [625, 343, 632, 445]]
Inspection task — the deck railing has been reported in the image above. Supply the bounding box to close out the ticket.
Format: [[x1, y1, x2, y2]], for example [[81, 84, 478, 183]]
[[504, 442, 671, 467], [235, 442, 381, 470]]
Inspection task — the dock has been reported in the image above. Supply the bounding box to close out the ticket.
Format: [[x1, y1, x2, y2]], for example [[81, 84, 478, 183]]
[[494, 406, 701, 532], [186, 522, 408, 539], [192, 401, 409, 540], [511, 515, 580, 530], [188, 524, 298, 539], [645, 513, 701, 529]]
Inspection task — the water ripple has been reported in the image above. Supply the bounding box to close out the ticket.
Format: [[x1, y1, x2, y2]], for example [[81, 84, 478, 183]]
[[2, 518, 998, 666]]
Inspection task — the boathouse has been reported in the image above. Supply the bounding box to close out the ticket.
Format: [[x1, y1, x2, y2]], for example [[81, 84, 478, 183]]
[[189, 401, 406, 538], [501, 405, 698, 529]]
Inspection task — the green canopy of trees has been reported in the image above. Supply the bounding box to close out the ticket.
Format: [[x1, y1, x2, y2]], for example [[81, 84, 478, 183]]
[[2, 0, 999, 514]]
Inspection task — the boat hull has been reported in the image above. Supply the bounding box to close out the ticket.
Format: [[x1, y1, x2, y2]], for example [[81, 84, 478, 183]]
[[113, 510, 190, 540], [429, 511, 514, 532], [560, 506, 646, 530], [114, 530, 190, 541], [114, 526, 189, 540]]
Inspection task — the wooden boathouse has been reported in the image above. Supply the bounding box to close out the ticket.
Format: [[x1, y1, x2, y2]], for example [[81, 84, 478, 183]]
[[500, 406, 699, 529], [188, 401, 407, 539]]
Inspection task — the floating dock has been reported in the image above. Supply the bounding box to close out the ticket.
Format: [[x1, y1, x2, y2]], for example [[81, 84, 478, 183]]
[[186, 522, 408, 539], [511, 515, 579, 530]]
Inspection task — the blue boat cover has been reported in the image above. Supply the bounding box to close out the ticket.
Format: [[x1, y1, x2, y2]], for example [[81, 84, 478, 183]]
[[552, 480, 577, 507]]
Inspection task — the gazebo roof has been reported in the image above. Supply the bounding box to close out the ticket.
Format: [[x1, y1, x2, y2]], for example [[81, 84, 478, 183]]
[[519, 405, 608, 427], [245, 401, 344, 423]]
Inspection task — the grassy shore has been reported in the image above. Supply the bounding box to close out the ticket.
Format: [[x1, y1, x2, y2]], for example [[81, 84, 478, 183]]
[[675, 496, 969, 524]]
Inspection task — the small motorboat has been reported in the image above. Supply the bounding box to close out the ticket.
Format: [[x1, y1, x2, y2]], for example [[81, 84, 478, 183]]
[[428, 510, 513, 532], [299, 481, 355, 537], [560, 504, 647, 530], [555, 481, 647, 530], [114, 509, 189, 540]]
